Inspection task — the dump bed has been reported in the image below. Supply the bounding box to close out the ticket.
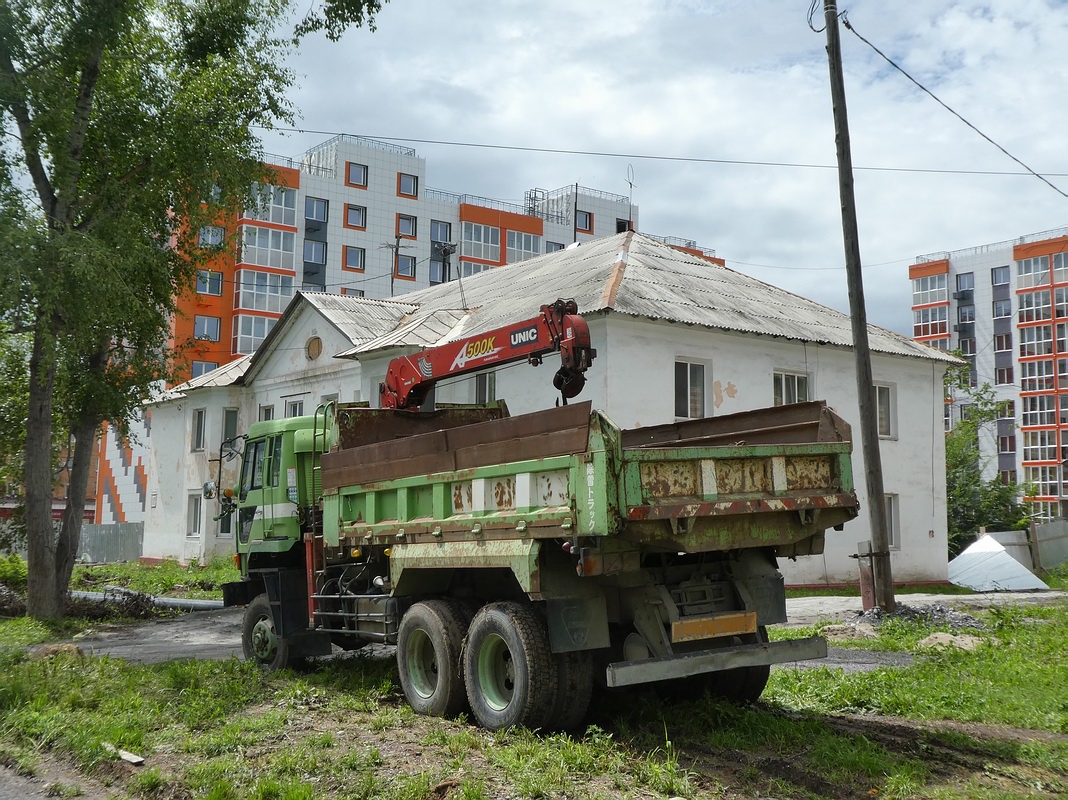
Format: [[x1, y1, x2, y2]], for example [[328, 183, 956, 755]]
[[319, 401, 858, 555]]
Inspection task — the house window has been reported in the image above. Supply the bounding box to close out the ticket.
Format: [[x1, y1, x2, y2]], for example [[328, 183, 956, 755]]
[[506, 231, 542, 263], [576, 210, 592, 233], [994, 333, 1012, 352], [196, 270, 223, 296], [461, 222, 500, 262], [305, 197, 327, 222], [475, 372, 496, 405], [774, 371, 809, 406], [884, 495, 899, 550], [240, 225, 295, 269], [995, 367, 1014, 386], [674, 361, 705, 419], [992, 299, 1012, 319], [188, 495, 202, 538], [191, 360, 217, 378], [396, 254, 416, 278], [259, 404, 274, 422], [397, 214, 417, 238], [957, 304, 975, 324], [191, 408, 206, 451], [346, 162, 368, 188], [991, 265, 1010, 285], [911, 274, 947, 305], [345, 204, 366, 229], [398, 172, 418, 198], [247, 184, 296, 226], [223, 408, 240, 444], [430, 220, 451, 243], [875, 384, 894, 438], [199, 226, 224, 248], [194, 315, 220, 342], [956, 272, 974, 291], [285, 398, 305, 417], [343, 246, 365, 272], [304, 239, 326, 265], [232, 314, 277, 355], [235, 270, 294, 313]]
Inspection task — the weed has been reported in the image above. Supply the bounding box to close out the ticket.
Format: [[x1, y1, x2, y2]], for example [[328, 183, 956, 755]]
[[128, 766, 167, 796], [44, 782, 83, 797]]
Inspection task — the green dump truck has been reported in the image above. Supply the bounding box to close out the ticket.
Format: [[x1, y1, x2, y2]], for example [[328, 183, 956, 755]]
[[217, 398, 858, 731]]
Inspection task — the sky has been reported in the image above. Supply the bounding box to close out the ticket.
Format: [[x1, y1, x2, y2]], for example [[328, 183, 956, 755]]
[[258, 0, 1068, 338]]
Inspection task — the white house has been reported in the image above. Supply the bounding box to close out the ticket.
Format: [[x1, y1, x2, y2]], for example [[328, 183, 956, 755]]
[[145, 232, 959, 584]]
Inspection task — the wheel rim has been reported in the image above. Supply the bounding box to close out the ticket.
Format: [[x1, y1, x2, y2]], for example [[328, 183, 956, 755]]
[[476, 632, 514, 712], [405, 628, 439, 699], [250, 615, 278, 662]]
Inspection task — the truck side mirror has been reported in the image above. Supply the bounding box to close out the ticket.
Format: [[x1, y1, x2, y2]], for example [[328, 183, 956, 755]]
[[202, 481, 218, 499]]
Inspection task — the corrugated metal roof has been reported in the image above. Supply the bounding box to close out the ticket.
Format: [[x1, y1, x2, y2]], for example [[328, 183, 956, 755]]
[[342, 309, 471, 356], [164, 354, 253, 397], [347, 232, 958, 364]]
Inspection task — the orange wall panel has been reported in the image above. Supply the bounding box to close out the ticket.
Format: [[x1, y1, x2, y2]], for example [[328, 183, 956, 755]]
[[908, 259, 949, 279], [1013, 236, 1068, 260], [459, 204, 544, 236]]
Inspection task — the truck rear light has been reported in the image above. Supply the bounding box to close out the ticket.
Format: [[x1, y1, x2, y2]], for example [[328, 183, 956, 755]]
[[576, 548, 602, 576]]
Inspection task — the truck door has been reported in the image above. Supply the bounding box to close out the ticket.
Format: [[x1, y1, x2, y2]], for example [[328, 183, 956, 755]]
[[238, 436, 277, 543]]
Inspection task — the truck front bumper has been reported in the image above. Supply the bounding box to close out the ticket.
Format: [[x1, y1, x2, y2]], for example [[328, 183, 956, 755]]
[[605, 636, 827, 688]]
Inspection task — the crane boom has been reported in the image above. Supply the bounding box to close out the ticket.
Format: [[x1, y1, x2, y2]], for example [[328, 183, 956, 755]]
[[379, 299, 597, 410]]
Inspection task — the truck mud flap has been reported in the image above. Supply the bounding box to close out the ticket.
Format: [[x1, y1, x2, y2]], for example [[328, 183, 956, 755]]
[[605, 636, 827, 688]]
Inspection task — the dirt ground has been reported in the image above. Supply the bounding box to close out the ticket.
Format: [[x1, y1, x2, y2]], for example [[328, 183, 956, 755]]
[[3, 591, 1066, 798]]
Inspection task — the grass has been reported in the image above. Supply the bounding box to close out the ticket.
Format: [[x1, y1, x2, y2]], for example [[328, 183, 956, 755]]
[[1044, 561, 1068, 590], [786, 582, 976, 598], [70, 555, 238, 600]]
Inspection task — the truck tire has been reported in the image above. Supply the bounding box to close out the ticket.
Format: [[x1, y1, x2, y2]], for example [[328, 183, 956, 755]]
[[397, 600, 470, 718], [242, 593, 299, 671], [463, 602, 558, 731], [546, 650, 594, 732]]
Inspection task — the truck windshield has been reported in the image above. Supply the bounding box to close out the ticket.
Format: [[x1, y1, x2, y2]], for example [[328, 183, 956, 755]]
[[240, 439, 266, 501]]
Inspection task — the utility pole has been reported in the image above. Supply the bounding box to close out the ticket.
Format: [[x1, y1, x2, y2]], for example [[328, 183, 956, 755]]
[[822, 0, 895, 611], [380, 235, 412, 298]]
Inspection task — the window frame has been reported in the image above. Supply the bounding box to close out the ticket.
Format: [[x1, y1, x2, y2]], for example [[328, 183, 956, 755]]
[[397, 213, 417, 239], [395, 254, 416, 279], [345, 161, 368, 188], [304, 196, 328, 223], [576, 210, 593, 233], [344, 204, 367, 230], [191, 360, 218, 379], [191, 408, 206, 452], [196, 269, 223, 296], [773, 370, 810, 407], [875, 384, 895, 439], [188, 494, 202, 538], [674, 359, 706, 419], [884, 495, 900, 550], [193, 315, 221, 342], [397, 172, 419, 198], [303, 239, 327, 265], [991, 265, 1010, 285], [343, 245, 366, 273]]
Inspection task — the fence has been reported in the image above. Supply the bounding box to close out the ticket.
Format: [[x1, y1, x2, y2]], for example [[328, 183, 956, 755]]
[[78, 522, 143, 563]]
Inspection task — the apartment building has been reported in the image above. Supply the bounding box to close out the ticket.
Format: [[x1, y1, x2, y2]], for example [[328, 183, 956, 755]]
[[910, 225, 1068, 520]]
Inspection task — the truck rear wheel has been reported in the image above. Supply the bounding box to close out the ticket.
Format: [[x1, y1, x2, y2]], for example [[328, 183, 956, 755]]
[[463, 602, 557, 731], [242, 593, 299, 671], [397, 600, 470, 718], [546, 650, 594, 732]]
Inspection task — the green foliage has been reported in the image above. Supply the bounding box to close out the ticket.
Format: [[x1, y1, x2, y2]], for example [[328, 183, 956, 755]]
[[944, 368, 1029, 555], [0, 553, 27, 590], [71, 556, 238, 599]]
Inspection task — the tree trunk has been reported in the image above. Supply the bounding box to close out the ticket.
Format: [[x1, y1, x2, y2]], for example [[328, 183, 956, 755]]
[[54, 413, 100, 605], [24, 319, 60, 619]]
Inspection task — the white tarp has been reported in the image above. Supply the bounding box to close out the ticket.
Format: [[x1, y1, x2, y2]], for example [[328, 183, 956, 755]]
[[948, 535, 1050, 592]]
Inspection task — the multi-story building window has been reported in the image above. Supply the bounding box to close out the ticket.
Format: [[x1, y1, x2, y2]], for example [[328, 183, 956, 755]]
[[194, 315, 220, 342], [998, 400, 1015, 421], [913, 305, 947, 337], [1017, 255, 1050, 288], [1023, 466, 1058, 497], [196, 270, 223, 296], [1020, 360, 1055, 392], [773, 371, 809, 406], [191, 361, 218, 378], [459, 261, 491, 278], [993, 299, 1012, 319], [911, 274, 947, 305], [999, 469, 1017, 485], [675, 360, 705, 418], [1022, 396, 1057, 427], [240, 225, 295, 269], [232, 314, 276, 355], [1059, 395, 1068, 424], [994, 333, 1012, 351], [958, 304, 975, 323], [1054, 252, 1068, 284], [1018, 290, 1051, 322], [396, 255, 416, 278], [430, 220, 451, 243], [506, 231, 542, 263], [991, 265, 1010, 285], [956, 272, 974, 291], [545, 241, 566, 253], [1055, 288, 1068, 318], [998, 434, 1016, 454], [304, 240, 326, 265], [235, 270, 294, 314], [958, 337, 975, 355], [461, 222, 500, 262], [397, 214, 417, 238], [1057, 323, 1068, 353], [343, 246, 365, 272], [199, 226, 224, 248], [995, 367, 1014, 385], [346, 162, 368, 188], [1019, 325, 1053, 357], [345, 204, 366, 229], [398, 173, 418, 198], [248, 184, 296, 226], [576, 210, 593, 232], [305, 197, 328, 223]]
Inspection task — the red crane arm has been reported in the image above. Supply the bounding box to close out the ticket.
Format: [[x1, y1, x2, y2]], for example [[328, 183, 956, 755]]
[[379, 299, 597, 410]]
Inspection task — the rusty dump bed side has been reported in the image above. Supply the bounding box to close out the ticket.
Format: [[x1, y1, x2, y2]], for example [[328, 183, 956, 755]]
[[321, 402, 592, 491]]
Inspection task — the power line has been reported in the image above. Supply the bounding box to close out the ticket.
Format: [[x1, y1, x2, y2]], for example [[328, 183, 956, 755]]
[[255, 125, 1068, 180]]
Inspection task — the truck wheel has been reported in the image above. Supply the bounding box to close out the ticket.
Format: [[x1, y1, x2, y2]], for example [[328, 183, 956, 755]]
[[242, 593, 297, 671], [463, 602, 558, 731], [397, 600, 469, 718], [546, 650, 594, 732]]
